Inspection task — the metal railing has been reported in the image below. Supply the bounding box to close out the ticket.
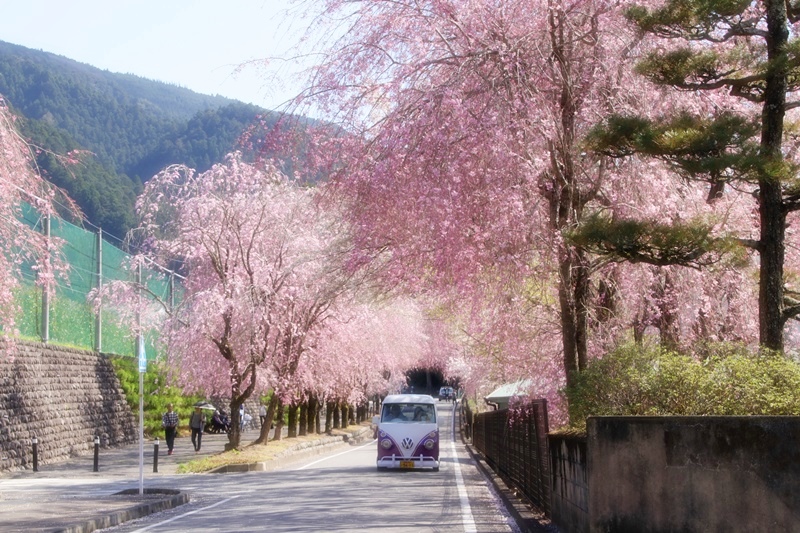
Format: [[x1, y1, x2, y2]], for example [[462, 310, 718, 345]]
[[471, 400, 551, 513], [15, 203, 181, 358]]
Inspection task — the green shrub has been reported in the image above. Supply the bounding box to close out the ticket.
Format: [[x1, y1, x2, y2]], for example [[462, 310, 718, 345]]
[[564, 342, 800, 429], [109, 355, 201, 437]]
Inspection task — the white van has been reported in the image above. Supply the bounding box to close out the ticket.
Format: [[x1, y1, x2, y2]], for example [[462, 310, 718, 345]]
[[373, 394, 439, 471]]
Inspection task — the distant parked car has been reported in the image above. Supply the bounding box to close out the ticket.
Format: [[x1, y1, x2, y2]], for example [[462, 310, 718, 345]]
[[438, 386, 454, 402]]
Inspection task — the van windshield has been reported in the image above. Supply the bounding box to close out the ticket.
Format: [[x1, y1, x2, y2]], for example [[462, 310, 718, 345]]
[[381, 403, 436, 423]]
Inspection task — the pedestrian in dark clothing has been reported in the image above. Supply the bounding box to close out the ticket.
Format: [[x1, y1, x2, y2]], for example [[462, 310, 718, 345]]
[[190, 407, 206, 453], [162, 403, 178, 455]]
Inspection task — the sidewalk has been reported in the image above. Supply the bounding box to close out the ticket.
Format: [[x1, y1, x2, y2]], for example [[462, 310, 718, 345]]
[[0, 427, 312, 533]]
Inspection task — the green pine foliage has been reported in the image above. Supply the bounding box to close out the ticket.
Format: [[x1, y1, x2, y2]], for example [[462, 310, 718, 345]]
[[567, 213, 744, 268], [564, 342, 800, 429], [582, 0, 800, 351], [585, 112, 763, 182]]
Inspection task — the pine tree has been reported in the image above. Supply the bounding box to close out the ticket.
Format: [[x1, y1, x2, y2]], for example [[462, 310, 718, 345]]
[[585, 0, 800, 351]]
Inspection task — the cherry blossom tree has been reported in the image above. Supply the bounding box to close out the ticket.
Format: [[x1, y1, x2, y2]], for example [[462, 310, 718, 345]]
[[309, 298, 431, 409], [285, 0, 659, 393], [95, 153, 359, 449], [0, 97, 69, 341], [286, 0, 776, 411]]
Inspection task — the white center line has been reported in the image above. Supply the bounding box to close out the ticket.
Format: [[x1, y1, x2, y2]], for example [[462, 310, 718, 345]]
[[295, 440, 376, 470], [129, 495, 240, 532], [450, 402, 477, 532]]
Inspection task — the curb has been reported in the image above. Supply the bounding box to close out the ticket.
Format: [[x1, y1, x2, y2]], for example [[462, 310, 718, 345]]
[[456, 405, 555, 533], [464, 443, 555, 533], [56, 489, 189, 533]]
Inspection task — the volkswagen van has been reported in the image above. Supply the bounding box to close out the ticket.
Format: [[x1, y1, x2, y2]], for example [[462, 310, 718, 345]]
[[373, 394, 439, 471]]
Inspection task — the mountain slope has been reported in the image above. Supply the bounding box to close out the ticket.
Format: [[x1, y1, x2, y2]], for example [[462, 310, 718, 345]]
[[0, 40, 283, 238]]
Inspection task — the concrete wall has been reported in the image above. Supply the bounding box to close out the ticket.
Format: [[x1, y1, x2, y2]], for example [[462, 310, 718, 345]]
[[549, 433, 589, 533], [588, 417, 800, 532], [0, 340, 136, 471]]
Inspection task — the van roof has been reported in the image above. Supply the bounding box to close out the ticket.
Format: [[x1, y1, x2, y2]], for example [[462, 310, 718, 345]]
[[383, 394, 436, 405]]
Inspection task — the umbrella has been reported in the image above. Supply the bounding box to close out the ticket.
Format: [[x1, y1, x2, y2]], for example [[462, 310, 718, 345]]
[[193, 401, 216, 410]]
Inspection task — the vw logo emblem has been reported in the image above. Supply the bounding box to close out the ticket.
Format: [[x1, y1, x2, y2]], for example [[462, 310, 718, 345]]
[[401, 437, 414, 450]]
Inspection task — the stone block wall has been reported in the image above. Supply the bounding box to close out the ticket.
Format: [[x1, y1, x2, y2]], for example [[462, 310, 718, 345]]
[[0, 340, 136, 471], [588, 416, 800, 532]]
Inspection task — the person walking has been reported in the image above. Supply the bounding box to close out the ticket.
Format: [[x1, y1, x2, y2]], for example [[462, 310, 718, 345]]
[[190, 406, 206, 453], [259, 403, 267, 429], [162, 403, 178, 455]]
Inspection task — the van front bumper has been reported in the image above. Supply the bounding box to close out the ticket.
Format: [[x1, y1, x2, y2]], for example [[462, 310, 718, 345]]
[[377, 454, 439, 470]]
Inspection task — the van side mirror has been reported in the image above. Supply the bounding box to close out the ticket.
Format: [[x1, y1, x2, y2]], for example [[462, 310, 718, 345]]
[[372, 415, 380, 426]]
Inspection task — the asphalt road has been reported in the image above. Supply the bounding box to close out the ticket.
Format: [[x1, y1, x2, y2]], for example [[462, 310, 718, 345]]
[[99, 401, 519, 533]]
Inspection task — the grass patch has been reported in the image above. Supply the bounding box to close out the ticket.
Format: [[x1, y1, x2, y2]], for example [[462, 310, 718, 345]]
[[176, 424, 372, 474], [176, 441, 285, 473]]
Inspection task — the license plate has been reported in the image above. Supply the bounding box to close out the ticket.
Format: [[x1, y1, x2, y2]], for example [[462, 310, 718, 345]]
[[399, 461, 414, 469]]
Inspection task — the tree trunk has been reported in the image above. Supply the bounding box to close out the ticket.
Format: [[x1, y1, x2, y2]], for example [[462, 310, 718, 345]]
[[314, 400, 321, 434], [655, 270, 680, 351], [307, 395, 318, 434], [223, 355, 258, 450], [287, 403, 298, 438], [558, 249, 590, 389], [254, 394, 278, 445], [273, 399, 285, 441], [332, 401, 341, 429], [227, 399, 242, 451], [759, 0, 789, 351], [325, 401, 334, 433], [299, 401, 308, 436], [547, 12, 594, 391], [759, 183, 786, 351], [633, 315, 646, 345]]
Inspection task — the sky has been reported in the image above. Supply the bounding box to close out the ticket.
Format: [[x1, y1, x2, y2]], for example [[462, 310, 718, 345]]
[[0, 1, 312, 111]]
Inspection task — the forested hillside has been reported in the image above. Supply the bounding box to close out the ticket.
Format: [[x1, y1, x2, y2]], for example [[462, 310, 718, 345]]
[[0, 40, 285, 238]]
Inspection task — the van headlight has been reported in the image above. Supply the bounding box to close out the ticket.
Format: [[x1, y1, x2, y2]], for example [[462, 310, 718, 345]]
[[380, 438, 393, 449], [424, 439, 435, 450]]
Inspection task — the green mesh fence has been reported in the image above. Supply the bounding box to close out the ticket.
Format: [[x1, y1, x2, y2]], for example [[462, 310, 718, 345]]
[[13, 203, 178, 359]]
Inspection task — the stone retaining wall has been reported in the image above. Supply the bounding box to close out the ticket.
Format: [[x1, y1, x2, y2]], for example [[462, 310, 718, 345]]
[[0, 340, 136, 471], [588, 417, 800, 532], [549, 433, 588, 533]]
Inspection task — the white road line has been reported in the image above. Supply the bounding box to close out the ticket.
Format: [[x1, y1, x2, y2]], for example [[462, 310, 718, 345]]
[[129, 495, 240, 532], [294, 440, 376, 470], [450, 401, 477, 533]]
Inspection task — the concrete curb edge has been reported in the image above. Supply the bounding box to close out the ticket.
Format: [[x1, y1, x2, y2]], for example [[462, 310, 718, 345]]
[[56, 491, 190, 533], [464, 443, 555, 533]]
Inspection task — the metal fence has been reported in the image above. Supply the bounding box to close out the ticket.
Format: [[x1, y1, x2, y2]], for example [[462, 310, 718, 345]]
[[14, 203, 178, 359], [471, 400, 551, 513]]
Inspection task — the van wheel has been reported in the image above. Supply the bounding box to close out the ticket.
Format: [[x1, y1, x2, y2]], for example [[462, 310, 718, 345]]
[[432, 466, 439, 472]]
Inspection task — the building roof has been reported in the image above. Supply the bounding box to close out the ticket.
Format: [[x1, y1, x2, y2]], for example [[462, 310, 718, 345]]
[[484, 379, 532, 402]]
